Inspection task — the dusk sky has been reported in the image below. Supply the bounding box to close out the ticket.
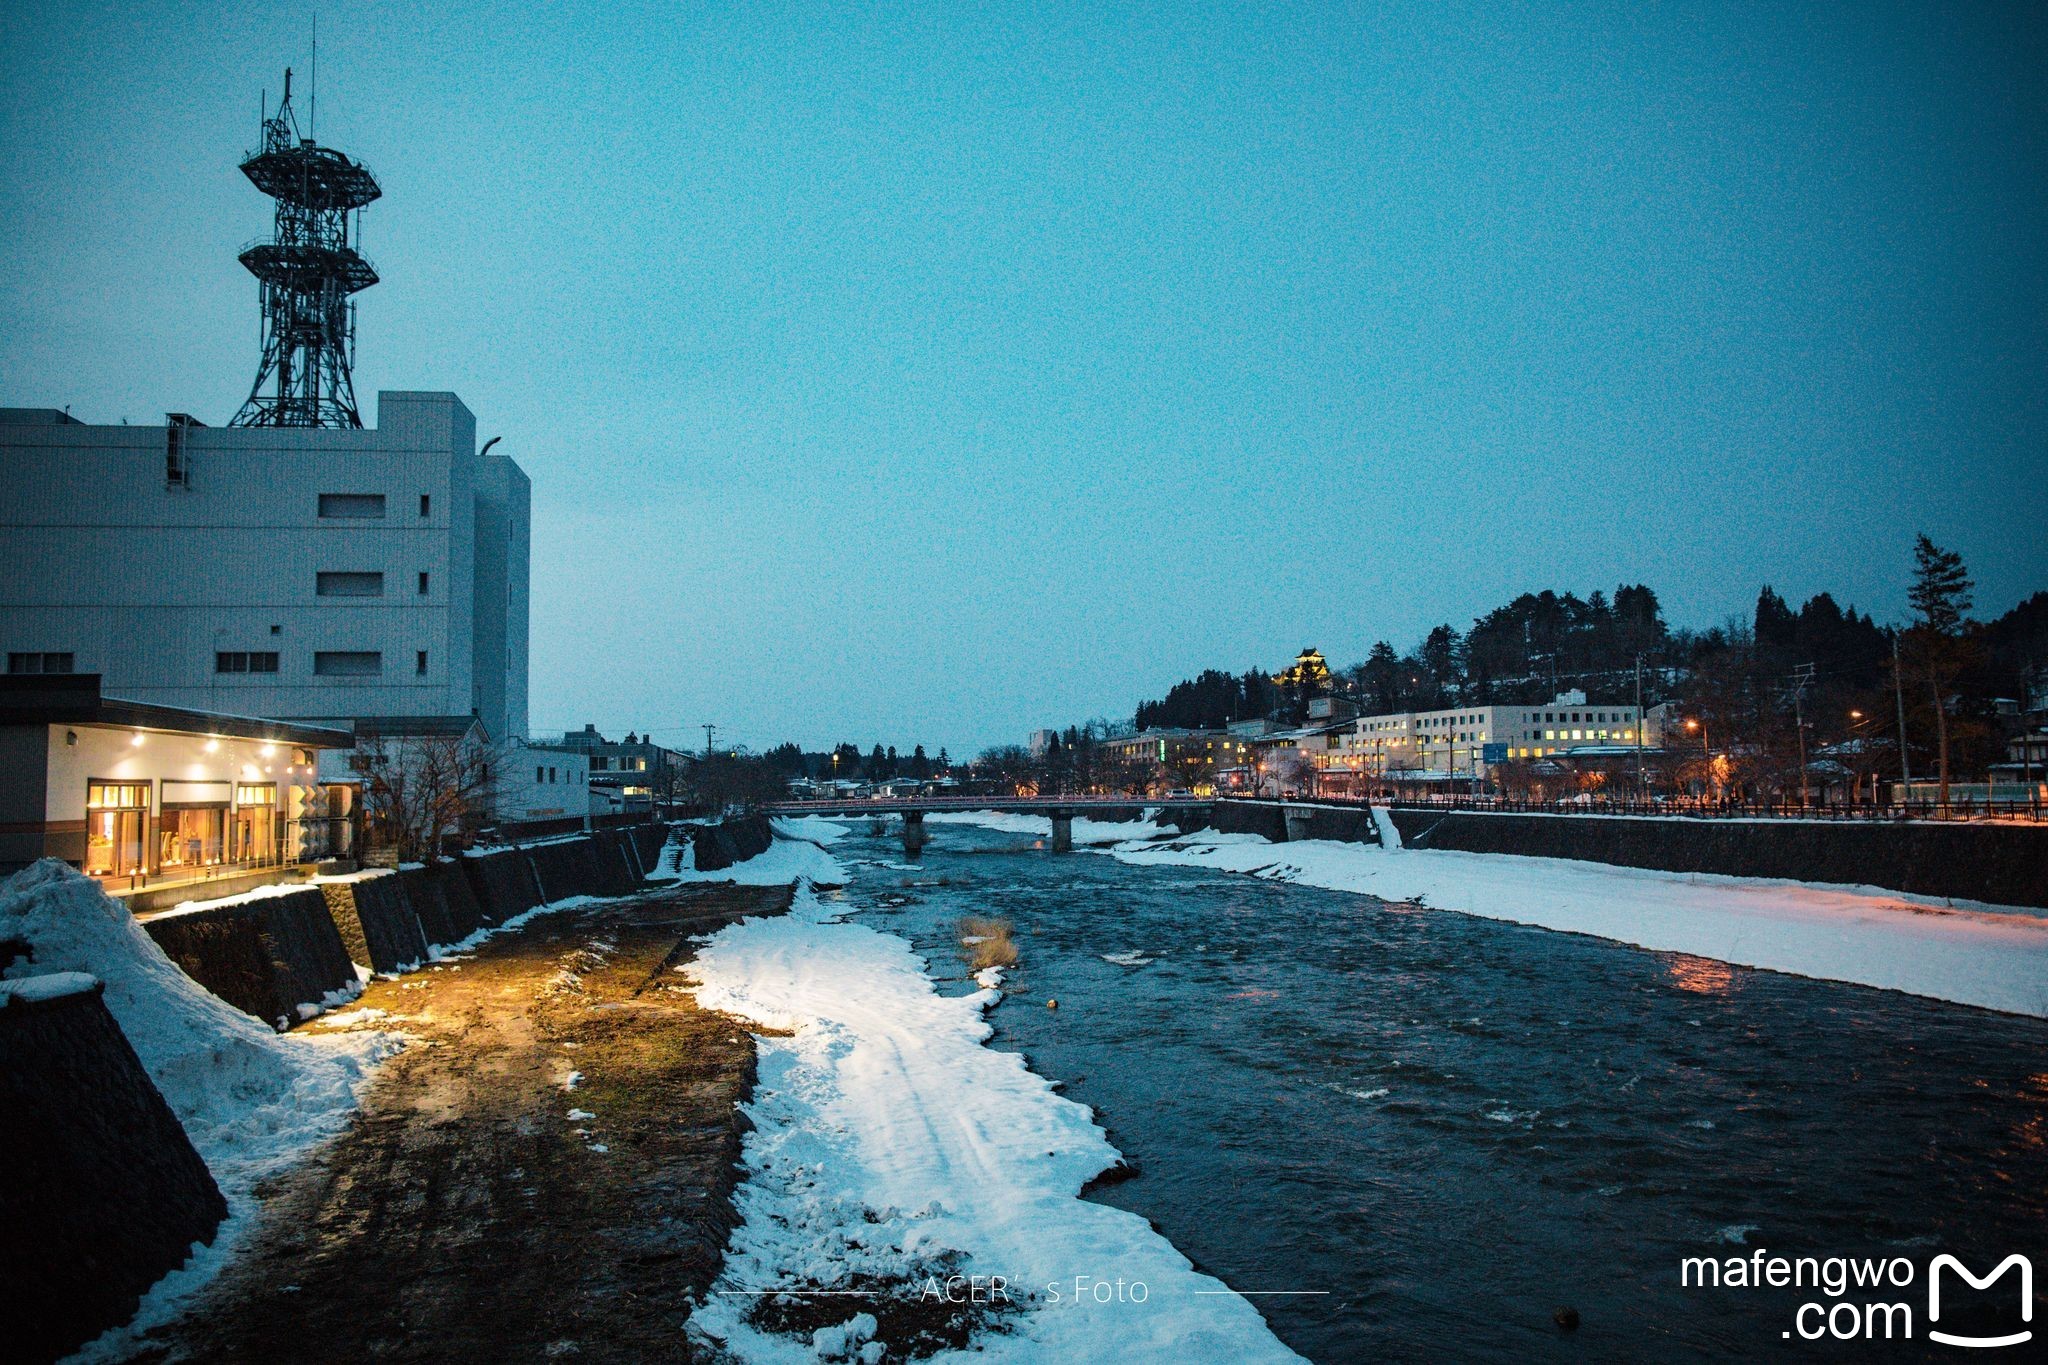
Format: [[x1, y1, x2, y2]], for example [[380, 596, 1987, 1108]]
[[4, 1, 2044, 754]]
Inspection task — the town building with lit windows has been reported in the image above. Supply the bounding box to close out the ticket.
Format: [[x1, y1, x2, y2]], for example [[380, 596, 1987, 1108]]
[[1312, 691, 1646, 794], [0, 673, 352, 884], [1101, 727, 1249, 792], [547, 724, 688, 813]]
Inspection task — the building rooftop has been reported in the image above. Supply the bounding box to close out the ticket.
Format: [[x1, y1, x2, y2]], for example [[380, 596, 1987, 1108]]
[[0, 674, 351, 749]]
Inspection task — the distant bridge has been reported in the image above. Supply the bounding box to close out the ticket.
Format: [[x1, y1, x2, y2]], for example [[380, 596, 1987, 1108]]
[[762, 794, 1208, 852]]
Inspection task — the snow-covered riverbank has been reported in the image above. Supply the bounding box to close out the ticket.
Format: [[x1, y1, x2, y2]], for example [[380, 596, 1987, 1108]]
[[1108, 827, 2048, 1018], [910, 810, 2048, 1018], [683, 859, 1299, 1362]]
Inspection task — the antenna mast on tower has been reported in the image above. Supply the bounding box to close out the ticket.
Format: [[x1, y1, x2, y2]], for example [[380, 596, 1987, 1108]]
[[229, 66, 381, 428]]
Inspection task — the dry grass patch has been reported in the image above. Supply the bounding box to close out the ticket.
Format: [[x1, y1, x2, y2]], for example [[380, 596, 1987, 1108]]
[[957, 916, 1018, 971]]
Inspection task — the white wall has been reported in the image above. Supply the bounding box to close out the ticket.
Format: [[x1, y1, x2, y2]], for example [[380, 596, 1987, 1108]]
[[42, 722, 324, 821], [497, 742, 589, 822], [0, 392, 530, 741]]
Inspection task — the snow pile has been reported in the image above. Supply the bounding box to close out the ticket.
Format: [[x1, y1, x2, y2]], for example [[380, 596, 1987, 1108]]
[[1, 861, 397, 1184], [684, 889, 1299, 1362], [1105, 828, 2048, 1017], [157, 879, 316, 916], [925, 810, 1169, 846], [772, 815, 852, 844], [1, 860, 399, 1354], [671, 835, 849, 888], [647, 829, 693, 879]]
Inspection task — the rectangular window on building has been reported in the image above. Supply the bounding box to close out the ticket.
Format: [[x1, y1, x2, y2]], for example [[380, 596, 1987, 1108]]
[[318, 493, 386, 519], [416, 650, 428, 675], [419, 493, 431, 517], [314, 651, 382, 677], [316, 572, 385, 597], [6, 652, 75, 674], [215, 652, 279, 673], [417, 571, 429, 595]]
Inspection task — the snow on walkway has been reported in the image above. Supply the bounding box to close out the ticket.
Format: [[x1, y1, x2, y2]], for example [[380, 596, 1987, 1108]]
[[684, 888, 1299, 1363], [1107, 828, 2048, 1018]]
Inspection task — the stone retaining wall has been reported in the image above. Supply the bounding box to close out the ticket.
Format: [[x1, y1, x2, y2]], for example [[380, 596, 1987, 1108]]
[[526, 838, 603, 903], [1, 979, 227, 1363], [140, 888, 357, 1029], [1385, 807, 2048, 908], [462, 849, 542, 923], [693, 815, 773, 873], [322, 874, 429, 975]]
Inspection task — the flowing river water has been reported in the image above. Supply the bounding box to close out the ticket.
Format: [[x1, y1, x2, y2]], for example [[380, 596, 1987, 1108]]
[[821, 818, 2048, 1362]]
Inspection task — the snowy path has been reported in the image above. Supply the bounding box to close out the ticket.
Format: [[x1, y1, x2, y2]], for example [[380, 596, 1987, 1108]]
[[1107, 829, 2048, 1018], [685, 888, 1300, 1363]]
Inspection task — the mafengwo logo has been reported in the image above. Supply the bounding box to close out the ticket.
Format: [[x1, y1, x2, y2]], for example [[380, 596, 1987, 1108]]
[[1927, 1254, 2032, 1350]]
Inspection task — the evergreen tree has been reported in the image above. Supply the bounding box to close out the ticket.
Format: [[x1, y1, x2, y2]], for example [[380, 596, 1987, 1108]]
[[1905, 535, 1976, 804]]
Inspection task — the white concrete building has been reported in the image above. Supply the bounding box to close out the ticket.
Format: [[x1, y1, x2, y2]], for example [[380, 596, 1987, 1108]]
[[1316, 690, 1645, 788], [0, 392, 528, 746], [496, 742, 593, 824]]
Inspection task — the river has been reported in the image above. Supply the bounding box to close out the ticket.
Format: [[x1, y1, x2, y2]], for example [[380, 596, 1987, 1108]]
[[822, 817, 2048, 1361]]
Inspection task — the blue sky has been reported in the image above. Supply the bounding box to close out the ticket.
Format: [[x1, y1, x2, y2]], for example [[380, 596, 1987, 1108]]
[[3, 2, 2044, 753]]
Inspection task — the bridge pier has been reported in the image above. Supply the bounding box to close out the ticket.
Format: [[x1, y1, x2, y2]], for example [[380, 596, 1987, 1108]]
[[1049, 811, 1073, 853], [901, 809, 928, 858]]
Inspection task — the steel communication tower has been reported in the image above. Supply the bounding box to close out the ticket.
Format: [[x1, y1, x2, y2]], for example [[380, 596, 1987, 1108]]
[[229, 69, 381, 428]]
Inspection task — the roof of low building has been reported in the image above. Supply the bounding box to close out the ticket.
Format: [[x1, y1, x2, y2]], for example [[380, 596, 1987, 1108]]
[[0, 674, 353, 748], [352, 714, 489, 741]]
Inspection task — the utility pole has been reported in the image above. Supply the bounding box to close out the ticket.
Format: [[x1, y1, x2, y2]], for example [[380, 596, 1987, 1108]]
[[702, 723, 716, 760], [1790, 663, 1815, 809], [1891, 628, 1911, 800]]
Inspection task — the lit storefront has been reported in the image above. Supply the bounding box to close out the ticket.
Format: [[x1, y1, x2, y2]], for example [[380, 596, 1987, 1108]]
[[1, 674, 353, 887]]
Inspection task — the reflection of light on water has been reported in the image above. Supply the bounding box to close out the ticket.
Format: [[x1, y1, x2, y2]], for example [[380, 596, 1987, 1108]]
[[1666, 953, 1736, 995]]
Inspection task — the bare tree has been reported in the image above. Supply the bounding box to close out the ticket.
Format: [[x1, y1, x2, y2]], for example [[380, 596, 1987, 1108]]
[[354, 735, 499, 863]]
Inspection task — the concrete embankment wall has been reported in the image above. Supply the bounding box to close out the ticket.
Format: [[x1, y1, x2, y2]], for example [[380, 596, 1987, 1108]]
[[1385, 807, 2048, 909], [1, 979, 227, 1364], [693, 815, 773, 872], [130, 820, 770, 1024], [1168, 801, 1383, 847], [141, 888, 358, 1028]]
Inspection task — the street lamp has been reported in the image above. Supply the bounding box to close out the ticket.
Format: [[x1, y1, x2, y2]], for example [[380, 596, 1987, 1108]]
[[1684, 718, 1713, 802]]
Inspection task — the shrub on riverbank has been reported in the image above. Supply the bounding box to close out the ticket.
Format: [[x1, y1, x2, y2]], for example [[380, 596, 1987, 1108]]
[[957, 917, 1018, 971]]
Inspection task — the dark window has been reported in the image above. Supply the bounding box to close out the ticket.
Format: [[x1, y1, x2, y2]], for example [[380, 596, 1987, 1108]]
[[215, 652, 279, 674], [269, 623, 281, 635], [318, 493, 385, 519], [314, 651, 382, 677], [536, 766, 545, 784], [419, 493, 431, 517], [417, 571, 429, 595], [416, 650, 428, 676], [316, 572, 384, 597], [6, 652, 74, 675]]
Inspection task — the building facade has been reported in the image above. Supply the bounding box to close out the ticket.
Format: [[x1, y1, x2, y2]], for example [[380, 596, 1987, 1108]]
[[0, 392, 529, 744], [549, 725, 687, 812], [0, 673, 352, 881], [1315, 691, 1646, 791]]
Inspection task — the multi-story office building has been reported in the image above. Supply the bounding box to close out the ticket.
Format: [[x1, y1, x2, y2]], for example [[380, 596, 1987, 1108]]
[[0, 393, 529, 749], [1314, 690, 1645, 791]]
